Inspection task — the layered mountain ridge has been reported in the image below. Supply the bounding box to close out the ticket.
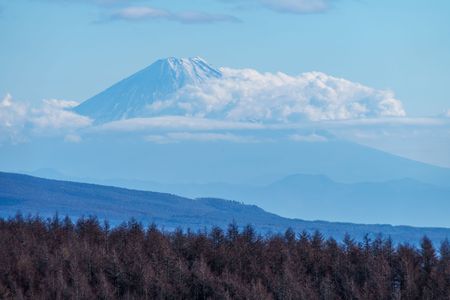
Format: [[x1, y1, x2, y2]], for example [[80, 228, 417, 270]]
[[1, 171, 449, 245]]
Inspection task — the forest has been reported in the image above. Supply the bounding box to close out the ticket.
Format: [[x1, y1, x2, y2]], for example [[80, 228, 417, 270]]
[[0, 214, 449, 300]]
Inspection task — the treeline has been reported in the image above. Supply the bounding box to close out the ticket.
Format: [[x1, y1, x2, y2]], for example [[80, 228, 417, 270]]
[[0, 215, 449, 299]]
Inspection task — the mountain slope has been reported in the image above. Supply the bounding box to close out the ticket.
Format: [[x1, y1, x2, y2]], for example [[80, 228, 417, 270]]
[[70, 173, 450, 228], [1, 171, 449, 245], [74, 57, 221, 123]]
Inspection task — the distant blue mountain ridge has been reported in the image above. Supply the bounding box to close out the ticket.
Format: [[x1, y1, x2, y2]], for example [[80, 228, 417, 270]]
[[1, 171, 449, 246], [27, 169, 450, 228]]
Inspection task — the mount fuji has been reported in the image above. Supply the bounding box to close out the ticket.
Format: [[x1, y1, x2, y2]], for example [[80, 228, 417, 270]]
[[74, 56, 409, 124], [74, 57, 222, 123]]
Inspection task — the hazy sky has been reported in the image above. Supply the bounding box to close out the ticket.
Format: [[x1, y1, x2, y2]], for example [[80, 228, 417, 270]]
[[1, 0, 449, 116]]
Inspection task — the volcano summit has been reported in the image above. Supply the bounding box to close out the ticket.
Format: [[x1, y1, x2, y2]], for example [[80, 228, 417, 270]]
[[74, 57, 222, 123]]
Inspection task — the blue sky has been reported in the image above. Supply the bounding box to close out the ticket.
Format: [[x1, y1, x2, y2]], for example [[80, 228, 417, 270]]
[[1, 0, 449, 116]]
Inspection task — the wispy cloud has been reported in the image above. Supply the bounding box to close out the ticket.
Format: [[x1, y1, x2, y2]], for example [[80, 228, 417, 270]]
[[315, 117, 449, 127], [145, 132, 252, 144], [445, 109, 450, 118], [31, 0, 145, 5], [261, 0, 332, 14], [289, 133, 328, 142], [220, 0, 334, 14], [96, 116, 264, 132], [64, 133, 83, 143], [108, 6, 240, 24], [26, 1, 240, 24], [26, 0, 334, 24]]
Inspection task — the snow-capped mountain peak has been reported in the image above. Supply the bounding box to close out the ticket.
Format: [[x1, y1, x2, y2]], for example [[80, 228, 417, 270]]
[[74, 57, 221, 123], [152, 56, 222, 86], [74, 56, 405, 125]]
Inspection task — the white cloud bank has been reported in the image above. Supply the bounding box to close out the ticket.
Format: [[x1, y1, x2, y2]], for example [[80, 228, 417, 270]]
[[0, 65, 412, 145], [3, 66, 446, 148], [31, 99, 92, 131], [0, 94, 28, 143], [0, 94, 92, 144], [148, 68, 406, 122]]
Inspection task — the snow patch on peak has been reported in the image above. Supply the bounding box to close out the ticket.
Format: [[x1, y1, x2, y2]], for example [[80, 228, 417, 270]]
[[157, 56, 222, 84]]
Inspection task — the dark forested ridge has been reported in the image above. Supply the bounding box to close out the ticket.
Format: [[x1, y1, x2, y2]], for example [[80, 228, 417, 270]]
[[0, 215, 449, 299], [1, 171, 449, 245]]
